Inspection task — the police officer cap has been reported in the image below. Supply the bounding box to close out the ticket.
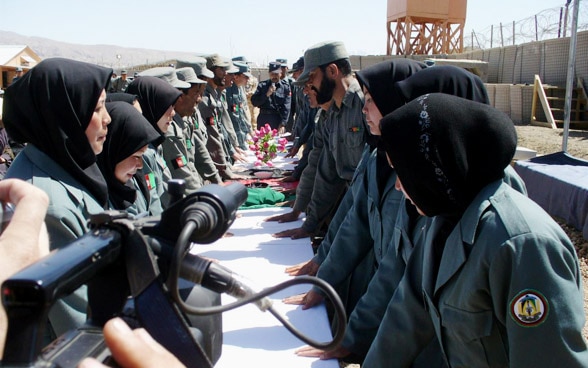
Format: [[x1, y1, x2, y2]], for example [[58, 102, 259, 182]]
[[121, 69, 127, 74], [15, 67, 23, 72], [296, 40, 348, 85], [176, 67, 207, 85], [139, 66, 190, 89], [269, 62, 282, 74], [290, 56, 304, 73], [225, 58, 240, 74], [233, 62, 253, 78], [176, 56, 215, 79], [232, 56, 248, 63], [206, 53, 231, 70], [276, 58, 287, 66]]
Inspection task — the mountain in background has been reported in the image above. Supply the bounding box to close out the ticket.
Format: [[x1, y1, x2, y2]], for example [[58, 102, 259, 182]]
[[0, 30, 199, 72]]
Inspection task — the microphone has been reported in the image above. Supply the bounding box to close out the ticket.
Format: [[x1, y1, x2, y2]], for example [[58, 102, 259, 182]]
[[181, 252, 273, 311]]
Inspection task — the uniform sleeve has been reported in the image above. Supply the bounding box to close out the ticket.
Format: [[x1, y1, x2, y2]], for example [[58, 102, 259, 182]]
[[191, 124, 223, 184], [362, 242, 438, 367], [302, 144, 347, 233], [278, 84, 292, 127], [489, 233, 588, 366], [161, 132, 203, 193], [293, 114, 323, 213], [251, 82, 269, 107], [312, 170, 371, 287]]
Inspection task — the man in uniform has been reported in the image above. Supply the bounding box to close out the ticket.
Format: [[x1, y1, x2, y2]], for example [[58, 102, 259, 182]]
[[138, 66, 204, 194], [266, 41, 367, 240], [198, 54, 247, 180], [176, 59, 223, 184], [226, 62, 253, 151], [251, 61, 291, 133], [277, 58, 296, 134], [109, 69, 130, 92]]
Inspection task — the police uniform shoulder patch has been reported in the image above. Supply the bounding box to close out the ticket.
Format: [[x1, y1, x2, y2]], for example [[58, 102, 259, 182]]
[[509, 289, 549, 327]]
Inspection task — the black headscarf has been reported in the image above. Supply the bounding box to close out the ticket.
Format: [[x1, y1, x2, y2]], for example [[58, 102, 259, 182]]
[[355, 59, 428, 191], [2, 57, 112, 206], [395, 65, 489, 105], [98, 102, 160, 210], [106, 92, 139, 105], [125, 76, 182, 139], [380, 93, 517, 217], [355, 58, 427, 117]]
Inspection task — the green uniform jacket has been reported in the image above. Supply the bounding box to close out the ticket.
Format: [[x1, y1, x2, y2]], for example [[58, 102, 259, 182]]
[[183, 111, 222, 184], [302, 80, 367, 233], [5, 144, 106, 336], [364, 181, 588, 367], [312, 148, 402, 315], [164, 116, 204, 193]]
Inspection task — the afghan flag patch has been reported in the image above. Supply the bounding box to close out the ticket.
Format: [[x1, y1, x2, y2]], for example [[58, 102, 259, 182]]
[[144, 172, 156, 190], [174, 155, 188, 169]]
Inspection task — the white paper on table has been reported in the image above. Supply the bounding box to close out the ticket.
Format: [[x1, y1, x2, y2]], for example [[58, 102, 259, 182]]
[[193, 208, 339, 368]]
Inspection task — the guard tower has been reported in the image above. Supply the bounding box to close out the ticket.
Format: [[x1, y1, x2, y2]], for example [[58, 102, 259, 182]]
[[387, 0, 466, 55]]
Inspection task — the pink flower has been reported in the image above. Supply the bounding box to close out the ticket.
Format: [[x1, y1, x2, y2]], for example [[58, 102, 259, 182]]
[[254, 161, 262, 166], [263, 142, 270, 148], [252, 136, 259, 143], [266, 161, 274, 167]]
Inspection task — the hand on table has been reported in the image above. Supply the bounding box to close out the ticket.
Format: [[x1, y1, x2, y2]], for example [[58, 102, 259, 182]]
[[264, 210, 301, 223], [282, 290, 324, 309], [285, 146, 299, 158], [285, 259, 319, 276], [295, 345, 351, 360], [272, 227, 311, 239]]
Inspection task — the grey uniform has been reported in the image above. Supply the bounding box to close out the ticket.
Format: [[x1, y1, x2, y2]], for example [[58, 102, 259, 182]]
[[364, 181, 588, 367], [183, 110, 222, 184], [5, 144, 106, 336], [300, 80, 367, 234], [161, 115, 204, 193]]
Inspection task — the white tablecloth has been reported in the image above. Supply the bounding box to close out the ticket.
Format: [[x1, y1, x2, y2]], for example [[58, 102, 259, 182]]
[[194, 208, 338, 368]]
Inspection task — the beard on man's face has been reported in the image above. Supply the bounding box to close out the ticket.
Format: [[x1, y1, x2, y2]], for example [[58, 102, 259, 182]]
[[315, 75, 335, 104], [214, 75, 225, 87]]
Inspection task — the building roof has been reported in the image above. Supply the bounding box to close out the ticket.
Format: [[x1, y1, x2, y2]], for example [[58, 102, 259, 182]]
[[0, 45, 28, 65]]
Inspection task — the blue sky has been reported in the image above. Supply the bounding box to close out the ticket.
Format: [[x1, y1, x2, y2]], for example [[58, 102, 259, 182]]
[[0, 0, 580, 67]]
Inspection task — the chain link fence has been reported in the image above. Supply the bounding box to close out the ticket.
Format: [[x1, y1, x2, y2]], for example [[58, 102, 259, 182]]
[[466, 2, 588, 50]]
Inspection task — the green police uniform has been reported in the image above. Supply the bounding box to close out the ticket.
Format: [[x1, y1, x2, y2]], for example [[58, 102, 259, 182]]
[[183, 110, 222, 184], [5, 144, 106, 336]]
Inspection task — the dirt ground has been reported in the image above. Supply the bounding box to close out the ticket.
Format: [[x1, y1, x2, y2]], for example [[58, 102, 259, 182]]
[[342, 124, 588, 368]]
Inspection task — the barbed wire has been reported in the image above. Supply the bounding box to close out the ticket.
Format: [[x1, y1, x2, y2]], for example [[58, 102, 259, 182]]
[[465, 2, 588, 50]]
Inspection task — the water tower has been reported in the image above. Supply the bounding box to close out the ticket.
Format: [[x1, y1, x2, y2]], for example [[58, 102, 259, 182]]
[[387, 0, 466, 55]]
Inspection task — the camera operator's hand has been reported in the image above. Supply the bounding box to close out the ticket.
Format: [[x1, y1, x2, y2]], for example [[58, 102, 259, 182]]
[[78, 318, 185, 368], [0, 179, 50, 356]]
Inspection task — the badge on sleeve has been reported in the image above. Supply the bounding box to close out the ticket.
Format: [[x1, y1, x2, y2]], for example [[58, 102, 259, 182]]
[[144, 172, 156, 191], [509, 289, 549, 327]]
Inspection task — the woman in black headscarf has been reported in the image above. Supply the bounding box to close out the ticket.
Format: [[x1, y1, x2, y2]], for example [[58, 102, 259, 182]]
[[364, 93, 588, 367], [98, 101, 160, 216], [293, 59, 427, 362], [3, 57, 112, 246], [395, 64, 489, 105], [126, 76, 182, 211], [2, 57, 112, 337]]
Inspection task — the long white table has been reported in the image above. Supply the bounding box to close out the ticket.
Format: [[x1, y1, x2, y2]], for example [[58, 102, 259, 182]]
[[193, 207, 339, 368]]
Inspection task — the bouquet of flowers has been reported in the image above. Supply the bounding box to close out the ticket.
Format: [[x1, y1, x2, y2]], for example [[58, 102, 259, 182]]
[[248, 123, 288, 167]]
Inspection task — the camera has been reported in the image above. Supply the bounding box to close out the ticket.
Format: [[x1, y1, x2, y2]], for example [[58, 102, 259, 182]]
[[1, 182, 247, 368]]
